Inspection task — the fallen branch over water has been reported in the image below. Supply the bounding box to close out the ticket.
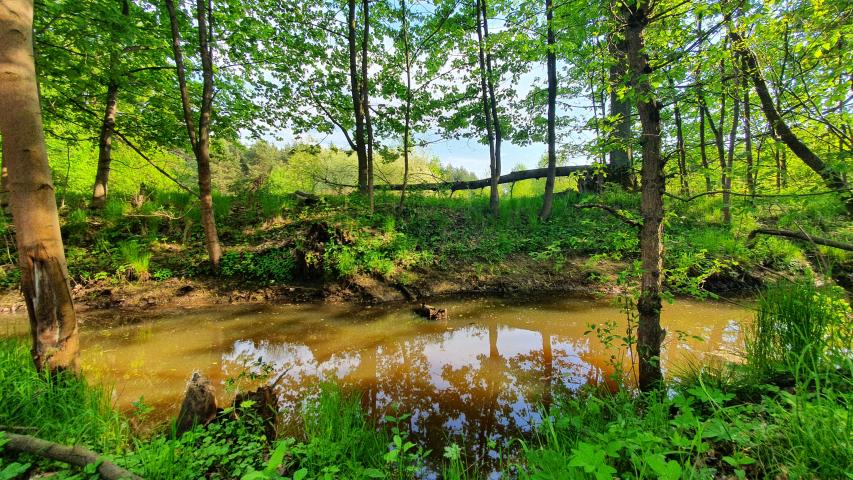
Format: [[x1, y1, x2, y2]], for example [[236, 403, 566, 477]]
[[1, 432, 142, 480], [748, 228, 853, 252]]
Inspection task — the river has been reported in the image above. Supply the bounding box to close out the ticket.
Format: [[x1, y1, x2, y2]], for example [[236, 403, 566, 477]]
[[2, 295, 750, 464]]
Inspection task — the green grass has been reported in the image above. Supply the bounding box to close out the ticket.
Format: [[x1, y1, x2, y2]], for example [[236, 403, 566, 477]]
[[745, 279, 853, 378], [521, 280, 853, 480], [2, 278, 852, 479], [0, 338, 129, 453]]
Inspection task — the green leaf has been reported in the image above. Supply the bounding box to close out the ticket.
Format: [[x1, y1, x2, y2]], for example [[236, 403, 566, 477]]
[[363, 468, 385, 478]]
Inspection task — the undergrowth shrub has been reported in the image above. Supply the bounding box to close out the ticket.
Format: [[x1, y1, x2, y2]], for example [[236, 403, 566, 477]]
[[118, 240, 152, 281], [220, 248, 296, 283]]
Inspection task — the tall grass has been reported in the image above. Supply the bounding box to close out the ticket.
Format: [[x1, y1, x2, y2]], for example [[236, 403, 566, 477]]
[[118, 240, 152, 280], [745, 279, 852, 378], [0, 338, 129, 452]]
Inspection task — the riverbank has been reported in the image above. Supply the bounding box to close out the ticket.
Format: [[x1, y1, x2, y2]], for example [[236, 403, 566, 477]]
[[0, 253, 625, 314], [3, 188, 832, 313]]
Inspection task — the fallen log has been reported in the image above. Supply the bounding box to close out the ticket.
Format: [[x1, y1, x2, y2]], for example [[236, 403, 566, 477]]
[[416, 304, 448, 321], [748, 228, 853, 252], [294, 190, 321, 206], [374, 165, 592, 192], [1, 432, 142, 480]]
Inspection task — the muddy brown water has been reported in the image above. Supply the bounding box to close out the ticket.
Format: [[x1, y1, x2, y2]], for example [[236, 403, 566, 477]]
[[2, 295, 750, 463]]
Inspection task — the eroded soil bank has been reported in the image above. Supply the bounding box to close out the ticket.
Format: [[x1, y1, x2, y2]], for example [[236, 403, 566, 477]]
[[0, 253, 765, 315]]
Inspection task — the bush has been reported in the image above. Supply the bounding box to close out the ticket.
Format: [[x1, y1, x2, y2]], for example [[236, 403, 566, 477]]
[[220, 248, 295, 283]]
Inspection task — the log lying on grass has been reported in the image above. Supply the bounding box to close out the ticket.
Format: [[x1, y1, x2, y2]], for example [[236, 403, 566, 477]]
[[375, 165, 591, 192], [748, 228, 853, 252], [416, 304, 448, 321], [294, 190, 321, 206], [0, 432, 142, 480]]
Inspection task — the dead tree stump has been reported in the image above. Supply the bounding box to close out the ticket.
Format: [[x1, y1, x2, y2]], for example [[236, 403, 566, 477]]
[[176, 372, 217, 435], [233, 385, 279, 440]]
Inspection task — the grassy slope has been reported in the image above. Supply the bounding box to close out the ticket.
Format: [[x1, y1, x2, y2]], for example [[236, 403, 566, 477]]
[[4, 185, 846, 308]]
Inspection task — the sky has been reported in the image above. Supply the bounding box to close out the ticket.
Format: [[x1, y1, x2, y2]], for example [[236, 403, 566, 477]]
[[256, 68, 593, 179]]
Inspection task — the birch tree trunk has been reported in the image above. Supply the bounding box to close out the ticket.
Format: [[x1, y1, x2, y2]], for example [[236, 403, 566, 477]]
[[0, 0, 79, 371]]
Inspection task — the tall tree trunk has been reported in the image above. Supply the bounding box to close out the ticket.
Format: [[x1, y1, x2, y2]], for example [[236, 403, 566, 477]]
[[621, 0, 665, 392], [475, 0, 497, 214], [731, 30, 853, 217], [607, 35, 633, 188], [195, 0, 222, 269], [166, 0, 222, 269], [0, 0, 78, 371], [694, 19, 712, 192], [398, 0, 412, 211], [742, 65, 755, 198], [670, 79, 689, 196], [91, 82, 119, 209], [90, 0, 129, 210], [539, 0, 558, 220], [1, 155, 10, 213], [348, 0, 368, 193], [480, 0, 501, 216], [698, 89, 728, 224], [723, 67, 740, 226], [362, 0, 374, 212], [698, 98, 712, 191]]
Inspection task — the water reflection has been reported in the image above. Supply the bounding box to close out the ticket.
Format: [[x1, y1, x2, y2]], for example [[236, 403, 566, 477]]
[[1, 295, 751, 459]]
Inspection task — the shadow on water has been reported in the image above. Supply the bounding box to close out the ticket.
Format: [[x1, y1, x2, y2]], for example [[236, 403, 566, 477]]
[[1, 294, 751, 466]]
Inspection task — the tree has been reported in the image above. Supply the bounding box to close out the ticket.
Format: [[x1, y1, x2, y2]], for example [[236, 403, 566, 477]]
[[607, 32, 633, 188], [165, 0, 222, 269], [731, 28, 853, 217], [34, 0, 182, 210], [538, 0, 558, 220], [618, 0, 666, 391], [0, 0, 78, 371], [475, 0, 502, 215]]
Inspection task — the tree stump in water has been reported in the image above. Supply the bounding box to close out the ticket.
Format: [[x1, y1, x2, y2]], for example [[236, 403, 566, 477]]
[[416, 304, 448, 321], [176, 372, 217, 435], [233, 385, 279, 440]]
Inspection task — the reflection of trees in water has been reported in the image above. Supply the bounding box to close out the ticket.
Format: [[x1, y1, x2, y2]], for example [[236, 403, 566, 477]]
[[218, 319, 629, 460]]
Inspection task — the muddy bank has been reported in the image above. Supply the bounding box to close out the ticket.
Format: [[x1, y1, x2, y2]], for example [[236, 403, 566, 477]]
[[0, 254, 768, 315]]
